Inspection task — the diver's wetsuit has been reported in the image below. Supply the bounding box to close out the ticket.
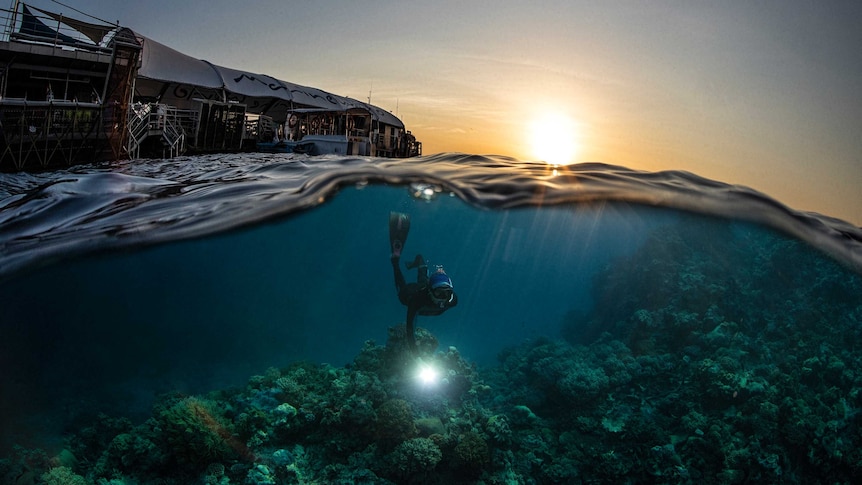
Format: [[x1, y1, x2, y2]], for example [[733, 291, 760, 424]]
[[391, 255, 458, 355]]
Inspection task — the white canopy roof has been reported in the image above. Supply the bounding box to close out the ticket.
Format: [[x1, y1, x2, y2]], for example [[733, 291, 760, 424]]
[[137, 35, 222, 89], [134, 32, 404, 128], [208, 63, 292, 101], [280, 80, 349, 111]]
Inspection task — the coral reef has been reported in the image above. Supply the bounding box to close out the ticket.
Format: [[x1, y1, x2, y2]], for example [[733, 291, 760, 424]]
[[387, 437, 442, 481], [158, 396, 243, 466], [41, 465, 89, 485], [2, 220, 860, 483]]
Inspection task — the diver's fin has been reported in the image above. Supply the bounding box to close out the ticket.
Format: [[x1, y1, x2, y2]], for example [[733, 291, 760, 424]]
[[389, 212, 410, 257]]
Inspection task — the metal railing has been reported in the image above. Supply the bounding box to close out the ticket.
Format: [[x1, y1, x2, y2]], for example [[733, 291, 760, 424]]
[[127, 103, 198, 159], [244, 113, 276, 142], [0, 99, 103, 170], [2, 2, 117, 55]]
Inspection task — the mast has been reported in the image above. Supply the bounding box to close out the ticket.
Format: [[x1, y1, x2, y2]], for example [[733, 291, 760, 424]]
[[9, 0, 20, 34]]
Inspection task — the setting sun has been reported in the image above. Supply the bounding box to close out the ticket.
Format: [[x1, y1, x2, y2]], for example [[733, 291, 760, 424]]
[[529, 113, 580, 166]]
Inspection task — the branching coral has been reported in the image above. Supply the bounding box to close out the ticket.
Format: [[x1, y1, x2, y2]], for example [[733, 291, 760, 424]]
[[453, 431, 489, 474], [375, 398, 417, 446], [387, 437, 442, 479], [159, 396, 244, 466]]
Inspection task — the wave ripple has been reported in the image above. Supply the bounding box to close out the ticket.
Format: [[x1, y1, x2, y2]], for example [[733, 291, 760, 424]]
[[1, 153, 860, 277]]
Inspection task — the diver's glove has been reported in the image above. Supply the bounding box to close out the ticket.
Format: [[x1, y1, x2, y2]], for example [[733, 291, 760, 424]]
[[406, 254, 424, 269]]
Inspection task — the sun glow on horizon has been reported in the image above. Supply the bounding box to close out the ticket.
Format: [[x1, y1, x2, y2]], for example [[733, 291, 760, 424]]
[[529, 112, 580, 166]]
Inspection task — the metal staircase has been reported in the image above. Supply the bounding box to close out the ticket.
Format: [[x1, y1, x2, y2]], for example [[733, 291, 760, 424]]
[[126, 103, 193, 159]]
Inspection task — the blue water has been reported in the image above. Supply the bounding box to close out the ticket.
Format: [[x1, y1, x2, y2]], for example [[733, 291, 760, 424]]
[[1, 153, 861, 483]]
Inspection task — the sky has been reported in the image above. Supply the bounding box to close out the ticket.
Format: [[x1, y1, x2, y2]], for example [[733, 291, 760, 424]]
[[22, 0, 862, 224]]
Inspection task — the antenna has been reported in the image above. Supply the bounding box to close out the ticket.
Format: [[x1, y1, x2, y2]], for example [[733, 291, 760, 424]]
[[367, 81, 373, 104]]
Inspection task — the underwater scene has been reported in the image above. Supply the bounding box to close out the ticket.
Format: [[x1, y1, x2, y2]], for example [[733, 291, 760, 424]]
[[1, 154, 862, 484]]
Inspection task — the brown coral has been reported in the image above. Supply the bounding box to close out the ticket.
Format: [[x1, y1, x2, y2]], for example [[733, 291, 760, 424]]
[[454, 431, 489, 474], [375, 398, 417, 445]]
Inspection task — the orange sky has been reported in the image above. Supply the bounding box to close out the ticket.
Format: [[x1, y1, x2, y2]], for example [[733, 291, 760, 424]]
[[57, 0, 862, 224]]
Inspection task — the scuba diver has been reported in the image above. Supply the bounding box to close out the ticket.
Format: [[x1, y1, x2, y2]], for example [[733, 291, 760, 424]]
[[389, 212, 458, 356]]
